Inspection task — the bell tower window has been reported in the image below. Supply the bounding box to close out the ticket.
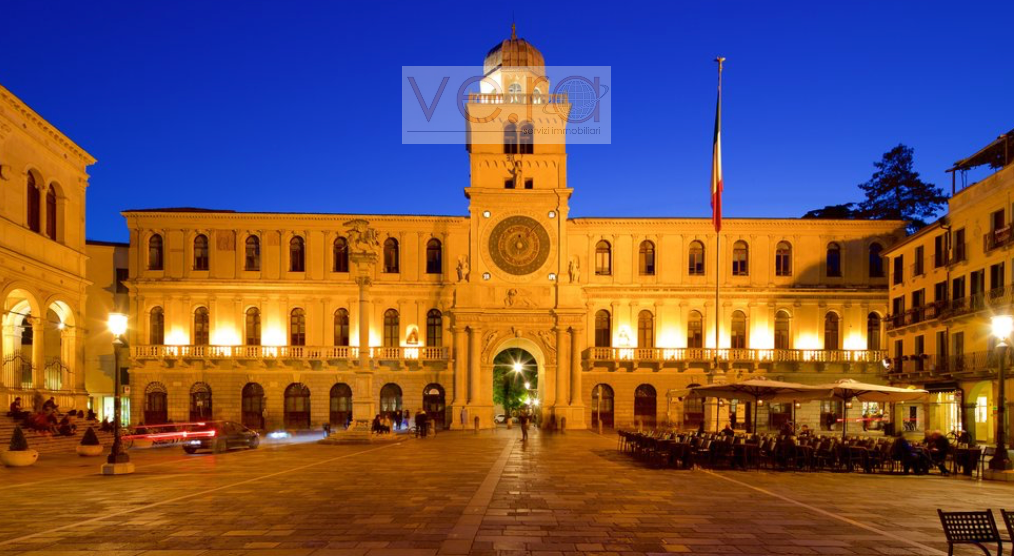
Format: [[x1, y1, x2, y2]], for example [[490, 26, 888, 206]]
[[503, 123, 518, 154]]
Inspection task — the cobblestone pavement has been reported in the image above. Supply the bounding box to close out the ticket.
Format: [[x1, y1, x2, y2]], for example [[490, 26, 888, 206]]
[[1, 429, 1012, 555]]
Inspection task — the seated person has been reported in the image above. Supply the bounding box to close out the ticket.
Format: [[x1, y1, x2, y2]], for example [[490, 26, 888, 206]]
[[57, 414, 77, 436], [7, 397, 28, 420], [42, 397, 58, 412], [798, 424, 812, 437], [99, 418, 113, 432], [926, 431, 950, 475], [891, 434, 930, 474], [86, 408, 97, 421], [721, 424, 735, 436]]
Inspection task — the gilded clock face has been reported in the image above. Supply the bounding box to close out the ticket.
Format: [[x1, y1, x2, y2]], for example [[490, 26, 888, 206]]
[[488, 215, 551, 275]]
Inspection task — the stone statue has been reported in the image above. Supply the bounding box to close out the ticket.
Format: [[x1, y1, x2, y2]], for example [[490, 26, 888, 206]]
[[456, 255, 470, 282], [568, 256, 581, 283], [483, 330, 501, 354], [406, 328, 419, 345], [344, 219, 380, 254], [505, 288, 518, 307], [505, 288, 532, 308], [536, 330, 557, 355]]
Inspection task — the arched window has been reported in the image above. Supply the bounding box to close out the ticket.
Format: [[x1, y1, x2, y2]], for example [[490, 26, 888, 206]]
[[26, 173, 40, 233], [826, 242, 842, 277], [426, 238, 442, 274], [289, 236, 305, 272], [867, 312, 881, 350], [503, 122, 518, 154], [283, 383, 311, 429], [193, 307, 210, 345], [144, 382, 168, 425], [45, 186, 57, 239], [189, 382, 212, 421], [383, 309, 400, 347], [245, 235, 260, 271], [148, 234, 164, 271], [149, 307, 165, 345], [245, 307, 261, 346], [329, 383, 352, 428], [533, 87, 543, 104], [241, 382, 265, 430], [732, 240, 749, 276], [637, 310, 654, 348], [591, 384, 614, 428], [775, 241, 792, 276], [687, 310, 704, 348], [594, 309, 611, 347], [869, 243, 884, 278], [383, 238, 399, 273], [638, 240, 656, 275], [688, 241, 705, 275], [333, 237, 349, 272], [193, 234, 209, 271], [334, 308, 350, 346], [774, 310, 791, 350], [595, 240, 612, 275], [519, 122, 534, 154], [507, 82, 522, 104], [380, 383, 403, 418], [634, 384, 657, 428], [824, 312, 840, 350], [290, 308, 306, 346], [730, 310, 747, 349], [426, 309, 442, 347]]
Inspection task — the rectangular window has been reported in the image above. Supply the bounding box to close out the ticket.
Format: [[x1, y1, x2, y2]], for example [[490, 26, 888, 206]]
[[893, 255, 903, 285], [115, 268, 129, 294], [911, 289, 924, 323], [992, 208, 1006, 232], [524, 178, 534, 190], [914, 335, 925, 371], [934, 281, 947, 303], [775, 250, 791, 276], [892, 296, 905, 328], [976, 396, 989, 423], [732, 248, 748, 276], [504, 179, 515, 189], [933, 234, 945, 268], [936, 330, 948, 360], [952, 275, 965, 301], [990, 262, 1005, 290], [913, 246, 924, 276], [688, 249, 705, 275], [953, 229, 966, 262]]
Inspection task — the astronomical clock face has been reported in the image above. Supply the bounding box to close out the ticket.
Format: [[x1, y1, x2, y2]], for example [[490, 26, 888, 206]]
[[488, 215, 551, 276]]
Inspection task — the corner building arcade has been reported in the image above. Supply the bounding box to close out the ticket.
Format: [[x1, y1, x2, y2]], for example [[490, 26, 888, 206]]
[[123, 32, 905, 432]]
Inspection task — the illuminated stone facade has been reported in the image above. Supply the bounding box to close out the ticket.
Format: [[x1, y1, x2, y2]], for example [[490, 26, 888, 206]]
[[0, 84, 94, 410], [121, 34, 905, 432]]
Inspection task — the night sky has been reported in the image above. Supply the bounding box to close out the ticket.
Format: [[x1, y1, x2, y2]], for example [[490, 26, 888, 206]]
[[1, 1, 1011, 242]]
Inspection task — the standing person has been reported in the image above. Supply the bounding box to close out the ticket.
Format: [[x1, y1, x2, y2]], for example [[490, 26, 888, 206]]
[[394, 409, 403, 431], [519, 411, 530, 441], [415, 409, 427, 438]]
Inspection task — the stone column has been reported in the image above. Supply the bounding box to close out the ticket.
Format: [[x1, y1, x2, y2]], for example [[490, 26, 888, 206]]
[[450, 326, 468, 429], [31, 317, 45, 390], [468, 326, 481, 405], [352, 271, 375, 423], [569, 327, 586, 427], [554, 326, 569, 408]]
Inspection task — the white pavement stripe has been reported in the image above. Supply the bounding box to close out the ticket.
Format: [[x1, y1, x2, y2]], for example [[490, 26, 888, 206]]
[[0, 442, 398, 548], [441, 437, 516, 554]]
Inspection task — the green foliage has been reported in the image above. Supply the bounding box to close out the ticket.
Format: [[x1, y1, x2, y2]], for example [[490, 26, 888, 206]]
[[9, 426, 29, 451], [802, 144, 945, 232], [492, 348, 538, 414], [857, 144, 946, 231], [81, 426, 101, 446]]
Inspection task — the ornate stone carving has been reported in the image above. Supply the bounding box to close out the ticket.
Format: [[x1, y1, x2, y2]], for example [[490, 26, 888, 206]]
[[488, 215, 551, 276], [483, 329, 501, 354], [535, 329, 556, 355], [505, 288, 534, 308], [344, 219, 381, 254], [456, 255, 470, 282], [568, 256, 580, 283]]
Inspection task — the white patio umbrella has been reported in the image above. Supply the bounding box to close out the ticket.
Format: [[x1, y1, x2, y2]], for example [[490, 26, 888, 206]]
[[677, 377, 829, 433], [811, 378, 929, 438]]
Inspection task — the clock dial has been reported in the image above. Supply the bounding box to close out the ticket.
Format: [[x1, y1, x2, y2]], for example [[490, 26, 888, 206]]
[[488, 215, 551, 276]]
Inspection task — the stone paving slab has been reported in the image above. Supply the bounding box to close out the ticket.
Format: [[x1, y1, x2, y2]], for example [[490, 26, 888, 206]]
[[1, 430, 1013, 555]]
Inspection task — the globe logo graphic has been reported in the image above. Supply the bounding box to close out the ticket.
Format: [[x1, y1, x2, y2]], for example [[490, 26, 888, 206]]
[[555, 77, 608, 122]]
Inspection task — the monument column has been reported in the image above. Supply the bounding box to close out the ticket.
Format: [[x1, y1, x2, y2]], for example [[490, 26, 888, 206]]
[[352, 275, 375, 422]]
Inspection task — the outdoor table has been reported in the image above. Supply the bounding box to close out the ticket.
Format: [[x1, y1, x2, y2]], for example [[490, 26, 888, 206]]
[[734, 442, 760, 469]]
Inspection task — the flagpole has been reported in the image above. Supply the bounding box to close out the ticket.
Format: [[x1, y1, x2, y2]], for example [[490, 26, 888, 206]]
[[713, 57, 725, 372]]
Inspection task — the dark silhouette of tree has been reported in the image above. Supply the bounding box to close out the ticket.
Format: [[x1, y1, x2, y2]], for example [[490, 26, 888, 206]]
[[803, 203, 859, 219], [857, 144, 945, 231]]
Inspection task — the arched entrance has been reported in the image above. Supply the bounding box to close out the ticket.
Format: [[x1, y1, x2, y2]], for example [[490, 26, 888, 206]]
[[144, 382, 168, 425], [190, 382, 213, 421], [423, 383, 446, 430], [241, 383, 265, 430], [493, 347, 539, 423], [591, 384, 614, 428], [634, 384, 656, 429], [330, 383, 352, 428], [284, 383, 311, 429], [968, 380, 994, 443], [682, 384, 704, 430], [2, 289, 38, 390], [380, 383, 402, 421]]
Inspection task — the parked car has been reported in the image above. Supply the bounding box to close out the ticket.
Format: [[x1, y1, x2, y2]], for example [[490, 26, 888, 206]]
[[182, 421, 259, 454], [494, 414, 507, 424]]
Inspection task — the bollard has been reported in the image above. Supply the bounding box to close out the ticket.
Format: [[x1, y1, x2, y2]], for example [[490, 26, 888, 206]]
[[474, 416, 480, 434]]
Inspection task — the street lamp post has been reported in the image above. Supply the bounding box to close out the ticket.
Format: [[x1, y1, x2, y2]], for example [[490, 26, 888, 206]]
[[990, 315, 1013, 471], [101, 312, 134, 475]]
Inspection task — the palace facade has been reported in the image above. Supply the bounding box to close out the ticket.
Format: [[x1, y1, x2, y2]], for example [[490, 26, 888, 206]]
[[0, 84, 95, 411], [121, 32, 906, 431]]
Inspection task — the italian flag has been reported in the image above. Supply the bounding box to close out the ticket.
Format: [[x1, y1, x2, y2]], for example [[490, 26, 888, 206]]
[[711, 76, 723, 233]]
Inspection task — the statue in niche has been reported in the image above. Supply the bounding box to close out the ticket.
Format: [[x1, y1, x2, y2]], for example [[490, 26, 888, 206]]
[[456, 255, 470, 282], [535, 329, 556, 355], [568, 256, 581, 283], [406, 328, 419, 345]]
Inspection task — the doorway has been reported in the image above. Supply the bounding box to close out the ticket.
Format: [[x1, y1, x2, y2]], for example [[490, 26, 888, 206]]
[[423, 383, 446, 430], [492, 347, 539, 422]]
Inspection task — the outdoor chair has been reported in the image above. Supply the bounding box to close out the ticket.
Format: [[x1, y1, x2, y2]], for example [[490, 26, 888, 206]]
[[1001, 510, 1014, 551], [937, 509, 1002, 556], [980, 447, 996, 478]]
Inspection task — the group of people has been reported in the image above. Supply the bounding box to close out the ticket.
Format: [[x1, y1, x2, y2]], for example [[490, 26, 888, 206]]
[[371, 409, 435, 436], [891, 430, 958, 475], [6, 396, 96, 437]]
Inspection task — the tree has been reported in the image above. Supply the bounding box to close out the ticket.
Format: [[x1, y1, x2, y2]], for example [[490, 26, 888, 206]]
[[492, 348, 537, 415], [857, 144, 946, 231], [802, 203, 859, 219]]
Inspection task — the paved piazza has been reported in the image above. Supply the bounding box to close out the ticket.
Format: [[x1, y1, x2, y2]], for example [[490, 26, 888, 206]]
[[1, 431, 1012, 556]]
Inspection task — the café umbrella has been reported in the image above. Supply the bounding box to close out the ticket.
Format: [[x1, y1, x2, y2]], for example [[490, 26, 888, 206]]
[[677, 378, 828, 433], [811, 379, 929, 438]]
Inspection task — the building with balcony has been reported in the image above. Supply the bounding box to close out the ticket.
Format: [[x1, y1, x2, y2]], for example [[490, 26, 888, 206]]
[[0, 84, 95, 411], [119, 30, 905, 432], [883, 128, 1014, 442]]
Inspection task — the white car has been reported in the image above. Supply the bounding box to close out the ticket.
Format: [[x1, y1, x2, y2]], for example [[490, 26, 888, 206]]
[[494, 414, 507, 424]]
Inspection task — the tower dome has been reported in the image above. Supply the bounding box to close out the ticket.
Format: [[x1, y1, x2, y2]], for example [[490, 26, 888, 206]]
[[483, 24, 545, 76]]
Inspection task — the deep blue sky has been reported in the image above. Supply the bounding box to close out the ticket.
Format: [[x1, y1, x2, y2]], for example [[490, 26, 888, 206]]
[[2, 1, 1011, 242]]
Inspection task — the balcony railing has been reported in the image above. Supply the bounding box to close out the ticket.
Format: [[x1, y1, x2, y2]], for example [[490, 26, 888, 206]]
[[131, 345, 450, 362], [939, 285, 1013, 319], [891, 350, 1014, 376], [984, 226, 1013, 252], [1, 351, 33, 390], [467, 92, 569, 105], [584, 347, 886, 364], [885, 301, 948, 331]]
